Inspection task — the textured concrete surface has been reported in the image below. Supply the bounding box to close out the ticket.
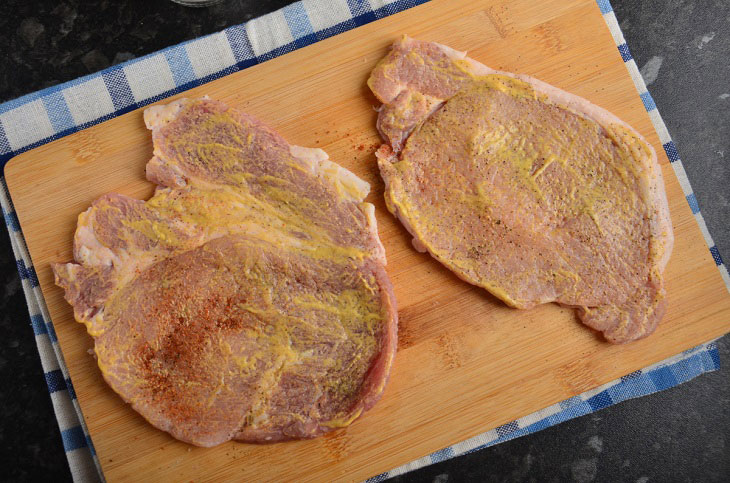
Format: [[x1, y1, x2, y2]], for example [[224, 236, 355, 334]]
[[0, 0, 727, 481]]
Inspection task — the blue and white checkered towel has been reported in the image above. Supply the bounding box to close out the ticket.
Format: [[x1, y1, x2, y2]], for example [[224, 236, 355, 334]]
[[0, 1, 726, 481]]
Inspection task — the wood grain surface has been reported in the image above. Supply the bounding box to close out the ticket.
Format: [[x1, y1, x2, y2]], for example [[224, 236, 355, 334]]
[[5, 0, 730, 481]]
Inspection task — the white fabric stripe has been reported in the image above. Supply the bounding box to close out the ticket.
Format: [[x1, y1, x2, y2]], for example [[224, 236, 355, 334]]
[[0, 100, 56, 151], [123, 54, 177, 102], [648, 110, 672, 144], [184, 32, 238, 79], [51, 391, 82, 432], [626, 60, 648, 94], [450, 432, 493, 456], [63, 78, 116, 126], [66, 447, 102, 483], [695, 213, 713, 248], [368, 0, 401, 9], [518, 401, 564, 427], [304, 0, 352, 30], [577, 379, 618, 400], [602, 11, 626, 45], [35, 333, 61, 372], [388, 454, 434, 478], [247, 10, 295, 57]]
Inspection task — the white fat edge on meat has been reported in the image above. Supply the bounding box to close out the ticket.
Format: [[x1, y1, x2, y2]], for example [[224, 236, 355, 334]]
[[74, 206, 121, 268], [359, 202, 388, 265], [411, 36, 673, 272], [289, 145, 371, 202], [375, 146, 425, 259], [143, 97, 200, 130]]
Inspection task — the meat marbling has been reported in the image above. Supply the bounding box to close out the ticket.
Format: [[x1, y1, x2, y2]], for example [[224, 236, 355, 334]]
[[53, 98, 397, 446], [369, 36, 673, 343]]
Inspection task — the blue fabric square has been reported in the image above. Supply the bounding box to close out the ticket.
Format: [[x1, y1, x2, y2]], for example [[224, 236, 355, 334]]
[[640, 91, 657, 111], [0, 121, 10, 155], [284, 2, 314, 39], [708, 346, 721, 369], [617, 43, 632, 62], [30, 314, 47, 335], [164, 46, 197, 87], [47, 321, 58, 343], [347, 0, 371, 16], [86, 434, 96, 456], [365, 472, 389, 483], [42, 91, 76, 133], [45, 369, 67, 393], [586, 391, 613, 411], [560, 401, 592, 421], [620, 370, 642, 382], [524, 417, 551, 433], [102, 69, 136, 112], [16, 259, 39, 287], [66, 377, 77, 400], [224, 24, 255, 63], [596, 0, 613, 14], [608, 375, 653, 402], [686, 193, 700, 214], [648, 366, 678, 391], [61, 426, 88, 452], [663, 141, 680, 162], [670, 356, 703, 385], [559, 395, 581, 410], [430, 446, 454, 463], [495, 420, 519, 437], [3, 209, 20, 232], [709, 245, 723, 266]]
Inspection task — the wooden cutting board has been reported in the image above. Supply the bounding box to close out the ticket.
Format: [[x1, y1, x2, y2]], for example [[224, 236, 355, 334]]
[[5, 0, 730, 480]]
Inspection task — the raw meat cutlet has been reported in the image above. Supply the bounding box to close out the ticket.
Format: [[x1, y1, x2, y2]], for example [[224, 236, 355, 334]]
[[369, 36, 673, 343], [53, 98, 397, 446]]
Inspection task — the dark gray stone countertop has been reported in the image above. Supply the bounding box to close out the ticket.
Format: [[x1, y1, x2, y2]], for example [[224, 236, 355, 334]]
[[0, 0, 727, 481]]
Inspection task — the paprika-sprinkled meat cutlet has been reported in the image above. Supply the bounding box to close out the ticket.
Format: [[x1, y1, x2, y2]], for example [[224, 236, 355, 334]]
[[369, 36, 673, 343], [53, 98, 397, 446]]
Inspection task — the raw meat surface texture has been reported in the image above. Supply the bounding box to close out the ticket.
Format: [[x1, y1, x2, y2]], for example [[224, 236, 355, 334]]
[[53, 98, 397, 446], [369, 36, 673, 343]]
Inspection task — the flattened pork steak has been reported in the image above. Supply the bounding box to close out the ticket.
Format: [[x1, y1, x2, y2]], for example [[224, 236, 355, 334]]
[[369, 36, 673, 343], [53, 98, 397, 446]]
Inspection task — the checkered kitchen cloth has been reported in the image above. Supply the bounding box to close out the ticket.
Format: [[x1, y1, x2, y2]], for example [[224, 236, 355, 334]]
[[0, 0, 727, 481]]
